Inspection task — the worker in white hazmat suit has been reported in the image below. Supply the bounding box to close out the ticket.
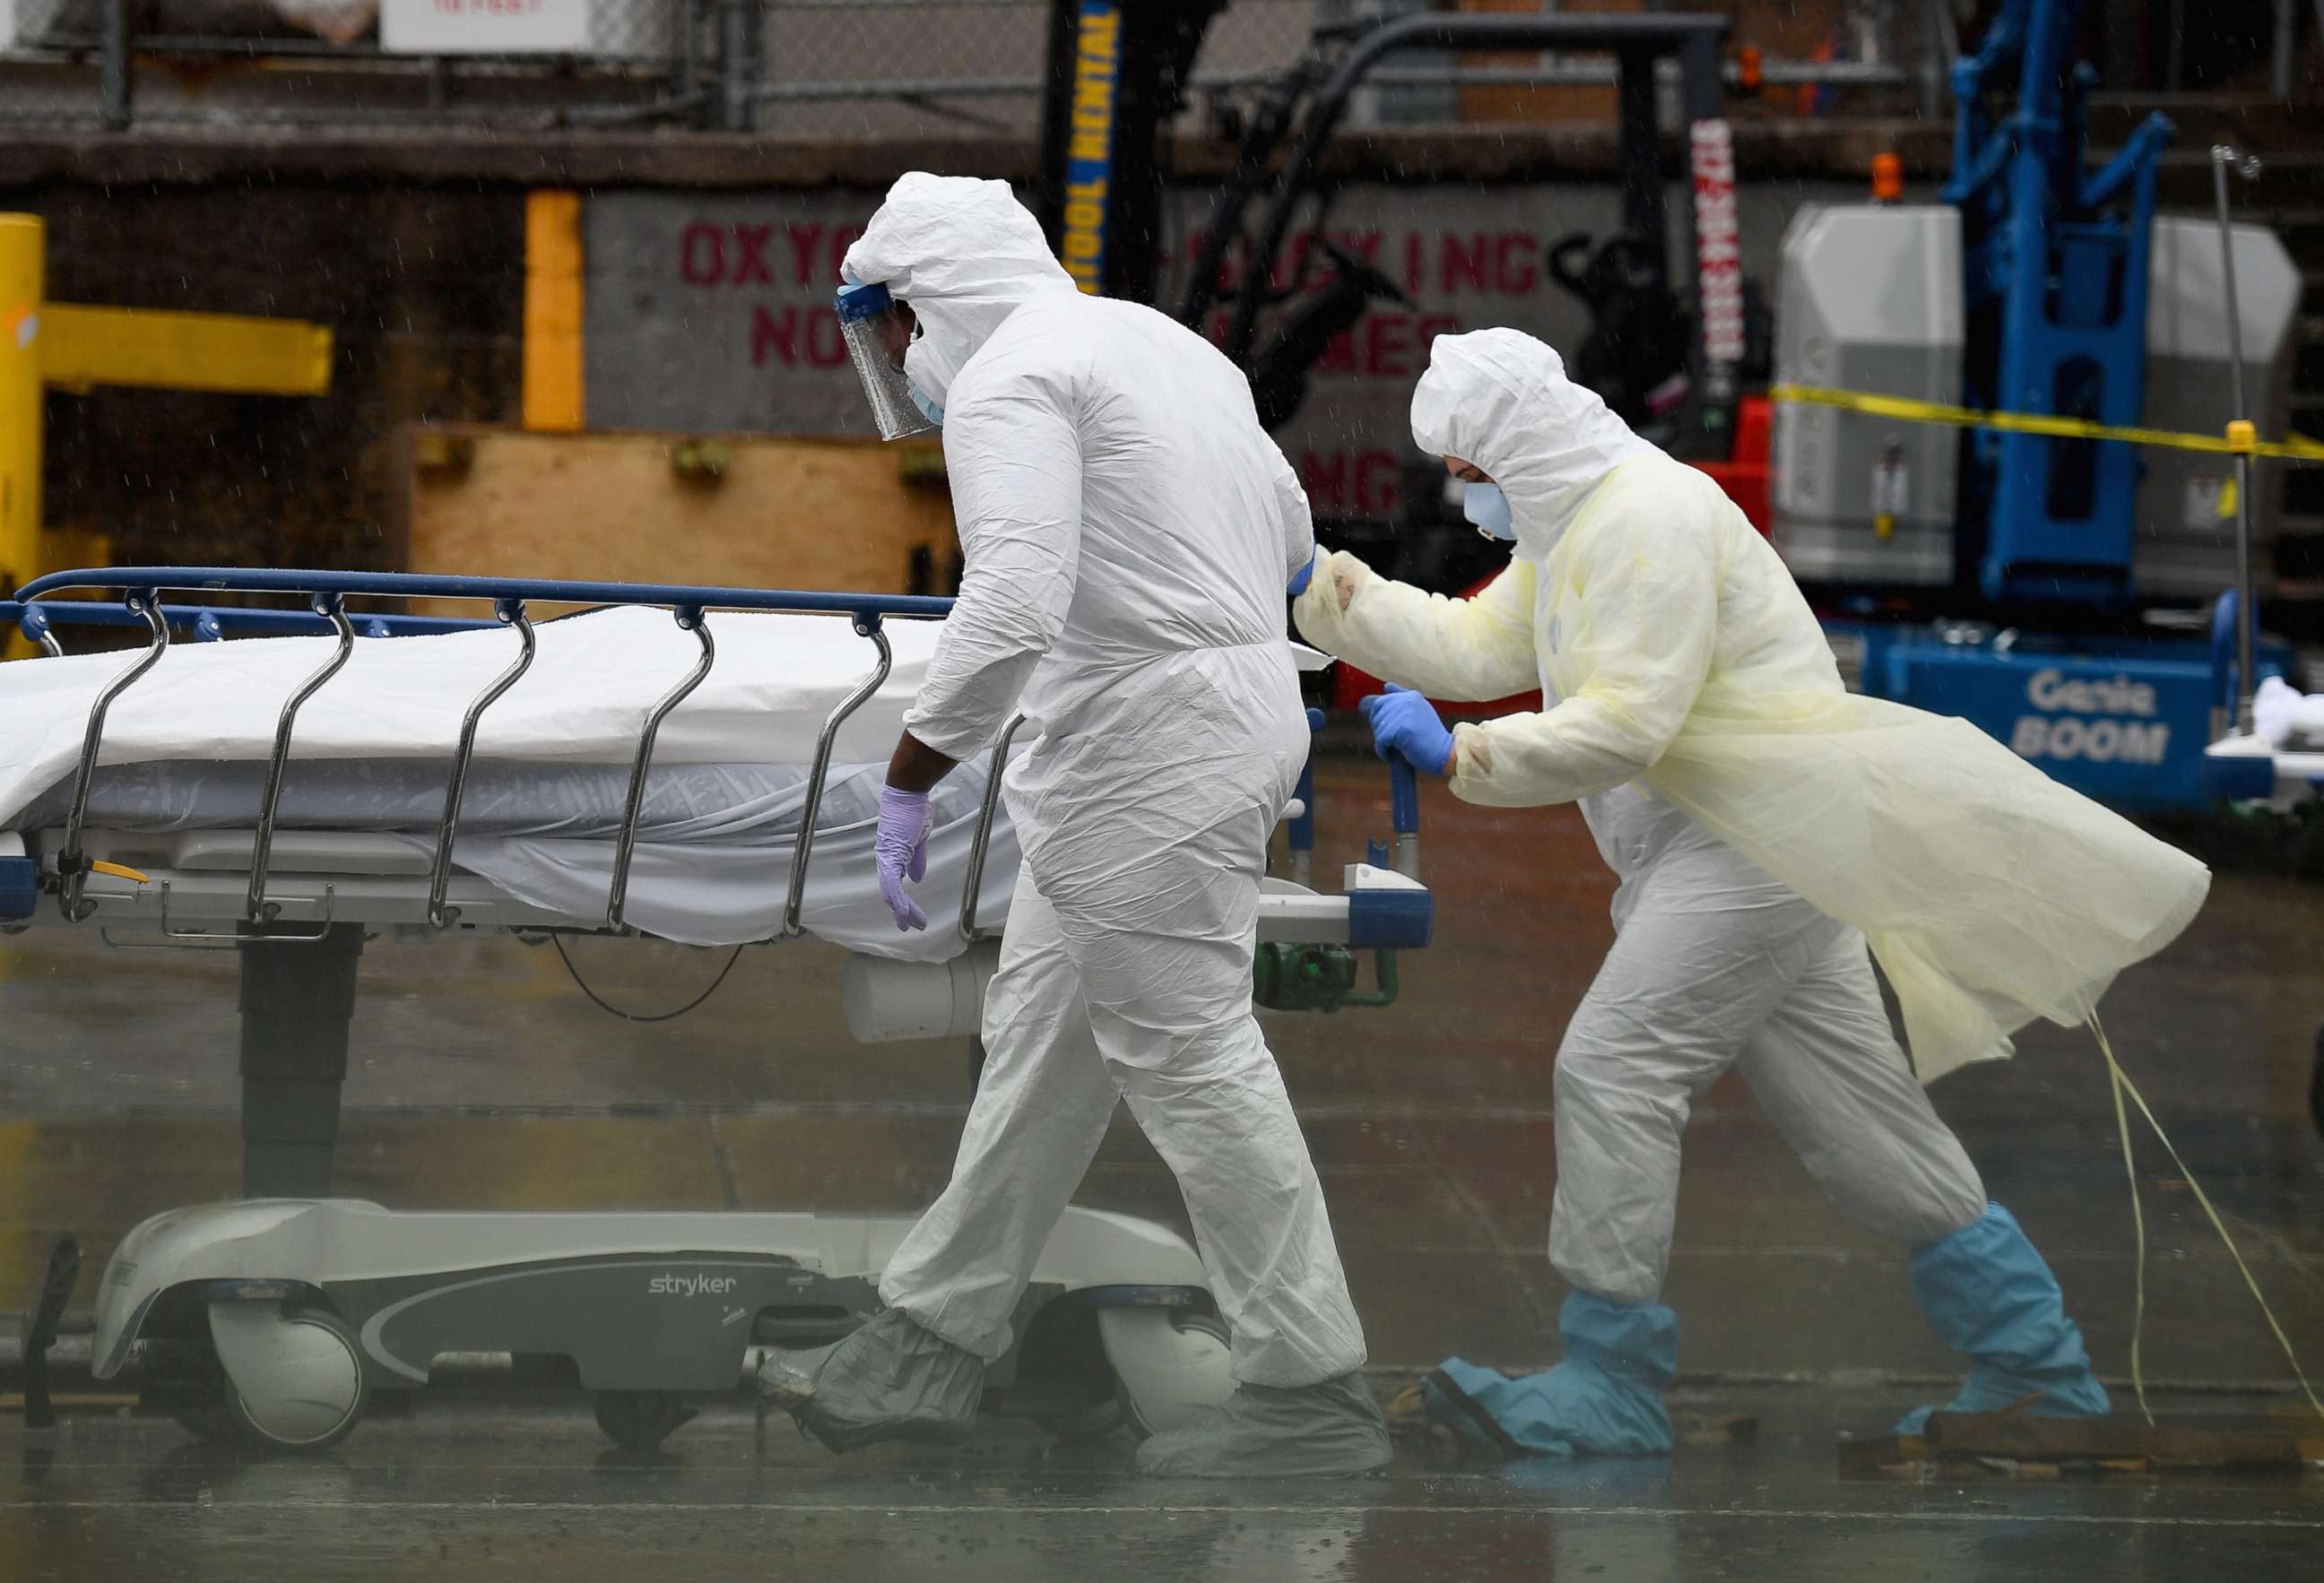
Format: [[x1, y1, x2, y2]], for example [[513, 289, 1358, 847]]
[[1295, 329, 2209, 1456], [759, 173, 1390, 1478]]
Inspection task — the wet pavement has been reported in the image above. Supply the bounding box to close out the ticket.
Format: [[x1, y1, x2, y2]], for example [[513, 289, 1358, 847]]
[[5, 1392, 2321, 1581], [3, 756, 2321, 1576]]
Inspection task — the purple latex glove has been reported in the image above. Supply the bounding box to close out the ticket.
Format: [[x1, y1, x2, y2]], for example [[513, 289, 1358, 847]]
[[874, 784, 932, 931], [1358, 683, 1456, 776]]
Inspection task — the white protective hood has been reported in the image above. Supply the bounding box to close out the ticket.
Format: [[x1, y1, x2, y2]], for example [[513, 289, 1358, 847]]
[[842, 173, 1080, 407], [1409, 328, 1654, 558]]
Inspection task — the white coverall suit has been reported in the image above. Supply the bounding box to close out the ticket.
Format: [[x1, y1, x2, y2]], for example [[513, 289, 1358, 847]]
[[1297, 331, 1990, 1307], [848, 176, 1367, 1388]]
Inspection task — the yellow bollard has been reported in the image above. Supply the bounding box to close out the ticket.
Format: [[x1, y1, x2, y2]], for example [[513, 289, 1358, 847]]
[[0, 214, 42, 615], [523, 190, 585, 434]]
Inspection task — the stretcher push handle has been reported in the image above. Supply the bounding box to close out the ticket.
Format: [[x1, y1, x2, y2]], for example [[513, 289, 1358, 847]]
[[429, 598, 537, 930], [607, 609, 716, 932], [1386, 752, 1422, 881], [1388, 755, 1419, 837], [247, 593, 357, 925], [57, 591, 169, 921], [960, 714, 1027, 943], [1282, 708, 1325, 887], [783, 618, 895, 939]]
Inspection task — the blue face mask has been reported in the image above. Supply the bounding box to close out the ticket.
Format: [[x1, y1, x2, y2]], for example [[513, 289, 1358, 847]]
[[1463, 480, 1514, 541], [908, 383, 945, 428]]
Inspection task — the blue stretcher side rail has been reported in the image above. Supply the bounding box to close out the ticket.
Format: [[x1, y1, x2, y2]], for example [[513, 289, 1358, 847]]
[[4, 565, 958, 647]]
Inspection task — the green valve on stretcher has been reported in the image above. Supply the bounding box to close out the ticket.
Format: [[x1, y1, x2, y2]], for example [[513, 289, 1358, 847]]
[[1253, 944, 1401, 1013]]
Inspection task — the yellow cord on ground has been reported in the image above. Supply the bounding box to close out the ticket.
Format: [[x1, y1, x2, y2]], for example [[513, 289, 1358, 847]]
[[1771, 384, 2324, 464], [2105, 1059, 2153, 1425], [2089, 1011, 2324, 1423]]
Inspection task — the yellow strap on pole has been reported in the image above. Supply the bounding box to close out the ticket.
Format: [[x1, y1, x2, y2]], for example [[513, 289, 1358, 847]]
[[1770, 383, 2324, 464]]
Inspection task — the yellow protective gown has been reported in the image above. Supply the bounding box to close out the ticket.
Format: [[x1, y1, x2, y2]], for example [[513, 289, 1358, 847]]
[[1296, 330, 2208, 1084]]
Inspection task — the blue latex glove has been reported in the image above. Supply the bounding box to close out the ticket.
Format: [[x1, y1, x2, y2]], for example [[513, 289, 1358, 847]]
[[1359, 683, 1455, 776], [874, 784, 932, 931], [1288, 553, 1316, 598]]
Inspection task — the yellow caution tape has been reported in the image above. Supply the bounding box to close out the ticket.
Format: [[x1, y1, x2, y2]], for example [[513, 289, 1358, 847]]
[[1770, 383, 2324, 464]]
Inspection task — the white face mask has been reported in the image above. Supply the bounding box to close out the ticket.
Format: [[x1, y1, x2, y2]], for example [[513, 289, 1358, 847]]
[[1463, 480, 1515, 541]]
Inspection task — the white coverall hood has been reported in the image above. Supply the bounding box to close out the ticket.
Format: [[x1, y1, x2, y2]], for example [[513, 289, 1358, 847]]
[[842, 173, 1078, 407], [1409, 328, 1654, 558]]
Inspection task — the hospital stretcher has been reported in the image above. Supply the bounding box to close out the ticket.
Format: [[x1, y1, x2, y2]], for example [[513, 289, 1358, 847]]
[[0, 567, 1434, 1455]]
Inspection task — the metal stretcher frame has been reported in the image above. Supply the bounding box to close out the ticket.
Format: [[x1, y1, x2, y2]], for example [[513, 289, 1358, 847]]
[[1, 567, 969, 944], [1, 567, 1431, 1198]]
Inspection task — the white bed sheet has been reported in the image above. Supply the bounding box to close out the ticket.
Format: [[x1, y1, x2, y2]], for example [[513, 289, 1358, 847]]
[[0, 609, 1010, 956], [0, 605, 944, 820], [0, 608, 1325, 955]]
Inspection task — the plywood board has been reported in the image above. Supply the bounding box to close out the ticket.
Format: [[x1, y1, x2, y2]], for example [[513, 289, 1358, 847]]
[[398, 426, 958, 618]]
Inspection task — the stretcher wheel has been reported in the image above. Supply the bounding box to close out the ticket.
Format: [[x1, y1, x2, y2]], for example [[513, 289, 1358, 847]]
[[1100, 1308, 1235, 1440], [208, 1302, 368, 1454], [594, 1389, 698, 1454]]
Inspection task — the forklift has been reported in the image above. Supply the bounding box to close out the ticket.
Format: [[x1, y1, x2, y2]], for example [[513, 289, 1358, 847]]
[[1029, 4, 1766, 591]]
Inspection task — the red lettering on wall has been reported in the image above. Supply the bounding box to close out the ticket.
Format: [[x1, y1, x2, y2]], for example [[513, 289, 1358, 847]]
[[827, 225, 864, 286], [1363, 315, 1411, 378], [1357, 451, 1400, 517], [750, 305, 796, 366], [1440, 234, 1487, 295], [1495, 235, 1539, 294], [732, 225, 775, 286], [750, 305, 850, 368], [807, 305, 846, 367], [1299, 450, 1402, 517], [785, 223, 825, 286], [1412, 312, 1460, 363], [681, 224, 725, 286]]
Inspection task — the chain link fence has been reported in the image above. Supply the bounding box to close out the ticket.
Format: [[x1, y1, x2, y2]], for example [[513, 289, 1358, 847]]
[[753, 0, 1315, 138], [0, 2, 2303, 134], [0, 0, 697, 128]]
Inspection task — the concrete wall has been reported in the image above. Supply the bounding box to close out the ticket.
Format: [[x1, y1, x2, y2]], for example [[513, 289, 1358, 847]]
[[0, 153, 1863, 573], [586, 177, 1859, 532]]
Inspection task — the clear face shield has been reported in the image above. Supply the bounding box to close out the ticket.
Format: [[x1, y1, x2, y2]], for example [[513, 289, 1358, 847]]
[[837, 281, 939, 442]]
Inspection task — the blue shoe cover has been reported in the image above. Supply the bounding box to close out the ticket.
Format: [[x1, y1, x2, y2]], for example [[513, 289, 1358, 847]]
[[1895, 1203, 2110, 1435], [1423, 1292, 1677, 1458]]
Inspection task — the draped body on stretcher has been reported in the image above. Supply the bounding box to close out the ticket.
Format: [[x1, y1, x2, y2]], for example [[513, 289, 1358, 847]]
[[0, 607, 1010, 957]]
